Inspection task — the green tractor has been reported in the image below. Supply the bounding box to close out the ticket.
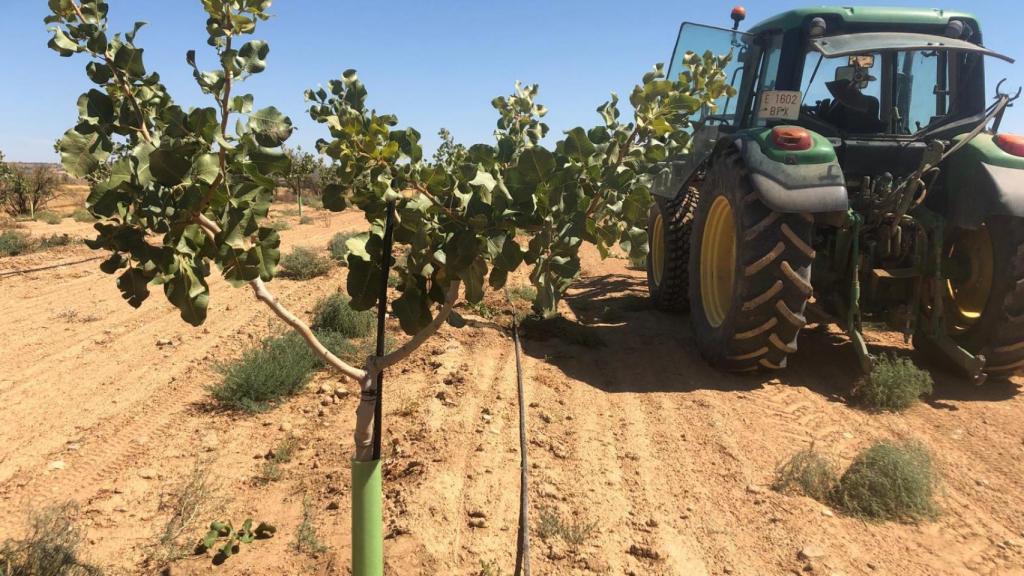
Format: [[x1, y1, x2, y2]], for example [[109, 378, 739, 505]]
[[647, 6, 1023, 383]]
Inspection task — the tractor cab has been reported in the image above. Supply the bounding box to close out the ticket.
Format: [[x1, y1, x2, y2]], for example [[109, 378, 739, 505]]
[[671, 7, 1010, 131], [649, 6, 1024, 383]]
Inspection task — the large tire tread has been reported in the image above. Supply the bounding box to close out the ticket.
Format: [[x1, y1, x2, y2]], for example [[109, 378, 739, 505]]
[[690, 147, 814, 372], [647, 188, 698, 313]]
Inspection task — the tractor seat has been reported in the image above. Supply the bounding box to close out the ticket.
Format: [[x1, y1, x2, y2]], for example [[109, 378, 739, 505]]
[[824, 80, 886, 134]]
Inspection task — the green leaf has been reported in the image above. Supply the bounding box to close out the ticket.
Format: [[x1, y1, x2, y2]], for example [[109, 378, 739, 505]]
[[254, 522, 276, 539], [126, 21, 147, 43], [488, 266, 508, 290], [248, 106, 293, 147], [252, 227, 281, 281], [149, 148, 192, 186], [100, 253, 126, 275], [85, 62, 112, 84], [163, 259, 210, 326], [58, 128, 106, 178], [458, 257, 487, 304], [516, 147, 555, 184], [236, 40, 270, 74], [237, 519, 255, 544], [191, 154, 220, 185], [200, 529, 219, 551], [322, 183, 348, 212], [47, 27, 80, 56], [113, 44, 145, 77], [447, 310, 467, 328], [392, 281, 432, 335], [562, 127, 596, 161], [116, 268, 150, 308], [494, 235, 524, 271], [231, 94, 255, 114], [346, 257, 383, 311]]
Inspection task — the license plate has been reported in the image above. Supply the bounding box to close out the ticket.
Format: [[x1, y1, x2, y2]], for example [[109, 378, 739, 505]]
[[758, 90, 802, 121]]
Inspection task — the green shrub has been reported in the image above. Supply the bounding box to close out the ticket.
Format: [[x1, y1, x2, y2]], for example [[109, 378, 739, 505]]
[[35, 211, 63, 225], [294, 496, 327, 555], [153, 461, 221, 563], [312, 293, 375, 338], [299, 215, 314, 225], [0, 230, 31, 257], [857, 354, 933, 411], [327, 231, 358, 264], [509, 284, 537, 303], [269, 219, 291, 231], [212, 331, 355, 412], [36, 234, 74, 250], [772, 445, 838, 500], [534, 507, 596, 553], [71, 208, 96, 223], [832, 440, 938, 522], [0, 502, 101, 576], [304, 196, 323, 210], [279, 246, 333, 280]]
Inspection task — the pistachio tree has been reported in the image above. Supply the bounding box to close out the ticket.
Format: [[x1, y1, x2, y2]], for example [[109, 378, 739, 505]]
[[46, 0, 734, 461]]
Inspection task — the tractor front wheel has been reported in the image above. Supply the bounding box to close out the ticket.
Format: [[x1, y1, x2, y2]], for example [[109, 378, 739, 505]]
[[688, 147, 815, 371], [647, 189, 697, 312]]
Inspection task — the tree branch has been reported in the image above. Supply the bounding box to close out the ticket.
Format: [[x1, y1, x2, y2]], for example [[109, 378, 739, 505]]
[[412, 182, 466, 225], [70, 0, 153, 145], [193, 214, 368, 383], [369, 280, 461, 373], [354, 280, 461, 461]]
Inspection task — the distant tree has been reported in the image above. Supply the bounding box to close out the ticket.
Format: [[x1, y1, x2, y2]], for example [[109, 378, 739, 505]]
[[0, 153, 64, 218], [432, 127, 466, 171], [282, 147, 323, 216]]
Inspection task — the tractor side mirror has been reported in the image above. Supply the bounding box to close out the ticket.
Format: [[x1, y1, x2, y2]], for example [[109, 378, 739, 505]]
[[835, 65, 870, 90]]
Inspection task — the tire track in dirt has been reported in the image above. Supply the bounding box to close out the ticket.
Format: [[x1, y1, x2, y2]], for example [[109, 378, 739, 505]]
[[378, 329, 516, 574], [520, 336, 713, 576]]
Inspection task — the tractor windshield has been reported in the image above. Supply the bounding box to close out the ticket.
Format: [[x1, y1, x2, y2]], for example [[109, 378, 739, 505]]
[[668, 22, 751, 124], [795, 32, 1011, 136], [799, 49, 980, 135]]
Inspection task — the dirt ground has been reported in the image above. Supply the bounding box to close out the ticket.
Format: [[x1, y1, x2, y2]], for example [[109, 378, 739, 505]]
[[1, 204, 1023, 576]]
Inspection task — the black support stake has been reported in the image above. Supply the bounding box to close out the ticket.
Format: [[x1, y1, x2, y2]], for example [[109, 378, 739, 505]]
[[372, 202, 397, 462]]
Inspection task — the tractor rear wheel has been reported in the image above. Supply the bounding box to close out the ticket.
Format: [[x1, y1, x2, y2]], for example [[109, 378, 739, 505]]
[[688, 147, 815, 371], [925, 217, 1024, 380], [647, 189, 697, 312]]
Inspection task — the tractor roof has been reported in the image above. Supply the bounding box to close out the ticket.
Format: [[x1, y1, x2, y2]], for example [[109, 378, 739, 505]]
[[748, 6, 978, 35]]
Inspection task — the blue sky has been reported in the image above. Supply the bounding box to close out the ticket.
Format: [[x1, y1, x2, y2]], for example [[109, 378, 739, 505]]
[[1, 0, 1022, 162]]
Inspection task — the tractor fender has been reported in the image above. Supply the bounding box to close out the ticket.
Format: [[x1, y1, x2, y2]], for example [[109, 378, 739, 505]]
[[731, 128, 848, 214], [944, 134, 1024, 228]]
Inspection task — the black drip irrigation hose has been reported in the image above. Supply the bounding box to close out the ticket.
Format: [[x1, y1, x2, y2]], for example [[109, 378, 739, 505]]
[[0, 255, 102, 279], [371, 202, 397, 462], [508, 293, 531, 576]]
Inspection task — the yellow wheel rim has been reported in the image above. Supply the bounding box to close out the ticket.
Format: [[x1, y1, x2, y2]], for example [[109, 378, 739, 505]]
[[946, 225, 994, 333], [700, 196, 737, 328], [651, 211, 665, 286]]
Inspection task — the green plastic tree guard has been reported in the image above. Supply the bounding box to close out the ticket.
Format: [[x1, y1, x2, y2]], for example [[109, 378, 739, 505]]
[[352, 458, 383, 576]]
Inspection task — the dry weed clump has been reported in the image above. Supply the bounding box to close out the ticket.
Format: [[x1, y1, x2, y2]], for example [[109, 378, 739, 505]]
[[856, 354, 933, 411], [278, 246, 332, 280], [294, 495, 327, 556], [212, 331, 354, 412], [0, 502, 101, 576], [152, 461, 222, 563], [775, 439, 940, 522], [833, 439, 939, 522], [772, 445, 838, 500], [311, 293, 375, 338]]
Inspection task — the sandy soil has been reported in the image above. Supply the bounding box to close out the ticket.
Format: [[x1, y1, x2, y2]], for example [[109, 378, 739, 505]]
[[1, 206, 1023, 576]]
